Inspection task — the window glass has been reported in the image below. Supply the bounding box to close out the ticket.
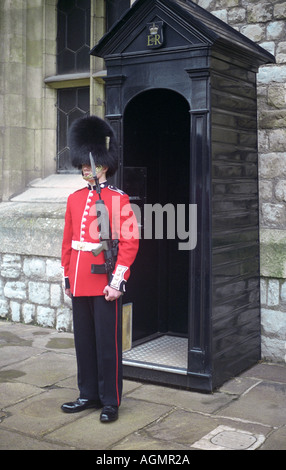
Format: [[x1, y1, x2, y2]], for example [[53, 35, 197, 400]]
[[57, 0, 91, 74], [57, 87, 90, 172]]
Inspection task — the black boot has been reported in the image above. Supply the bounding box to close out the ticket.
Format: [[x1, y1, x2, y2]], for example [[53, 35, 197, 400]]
[[100, 405, 118, 423], [61, 398, 102, 413]]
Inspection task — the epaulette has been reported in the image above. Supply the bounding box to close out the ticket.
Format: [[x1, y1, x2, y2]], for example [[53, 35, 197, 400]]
[[108, 185, 126, 196]]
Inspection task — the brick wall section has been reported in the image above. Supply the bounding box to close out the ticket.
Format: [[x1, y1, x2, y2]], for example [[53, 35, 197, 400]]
[[193, 0, 286, 361]]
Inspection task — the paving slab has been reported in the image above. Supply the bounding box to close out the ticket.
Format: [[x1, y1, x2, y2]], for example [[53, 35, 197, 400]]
[[112, 433, 195, 451], [220, 376, 263, 395], [240, 362, 286, 384], [126, 382, 236, 414], [260, 426, 286, 450], [140, 408, 272, 450], [0, 382, 43, 408], [46, 397, 172, 450], [1, 388, 85, 437], [0, 351, 77, 388], [0, 321, 286, 450], [219, 381, 286, 427], [0, 429, 75, 451], [0, 346, 43, 369]]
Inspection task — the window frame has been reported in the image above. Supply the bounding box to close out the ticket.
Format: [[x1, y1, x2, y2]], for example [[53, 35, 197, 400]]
[[44, 1, 133, 173]]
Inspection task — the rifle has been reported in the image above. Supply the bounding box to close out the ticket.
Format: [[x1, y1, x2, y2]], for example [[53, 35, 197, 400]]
[[89, 152, 119, 283]]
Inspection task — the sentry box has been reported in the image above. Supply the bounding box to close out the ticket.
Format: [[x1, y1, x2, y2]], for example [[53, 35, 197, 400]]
[[91, 0, 274, 392]]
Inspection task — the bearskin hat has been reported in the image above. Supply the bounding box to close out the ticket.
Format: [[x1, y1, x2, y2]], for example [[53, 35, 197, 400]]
[[68, 115, 118, 178]]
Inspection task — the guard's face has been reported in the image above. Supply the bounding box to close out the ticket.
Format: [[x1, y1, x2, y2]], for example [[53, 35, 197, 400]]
[[82, 164, 94, 182], [82, 164, 105, 182]]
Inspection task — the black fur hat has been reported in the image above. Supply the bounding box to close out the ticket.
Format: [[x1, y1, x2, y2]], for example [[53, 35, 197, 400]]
[[68, 115, 118, 178]]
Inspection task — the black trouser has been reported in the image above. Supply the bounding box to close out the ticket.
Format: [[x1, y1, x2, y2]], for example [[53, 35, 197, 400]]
[[72, 296, 122, 407]]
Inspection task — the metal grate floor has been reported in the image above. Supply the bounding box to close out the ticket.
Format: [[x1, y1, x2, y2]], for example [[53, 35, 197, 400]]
[[123, 335, 188, 374]]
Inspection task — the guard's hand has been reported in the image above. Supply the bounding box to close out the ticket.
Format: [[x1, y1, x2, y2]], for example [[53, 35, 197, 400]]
[[65, 288, 72, 298], [103, 285, 122, 302]]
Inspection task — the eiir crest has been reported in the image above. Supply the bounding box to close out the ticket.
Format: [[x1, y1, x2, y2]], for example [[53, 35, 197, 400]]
[[146, 21, 164, 49]]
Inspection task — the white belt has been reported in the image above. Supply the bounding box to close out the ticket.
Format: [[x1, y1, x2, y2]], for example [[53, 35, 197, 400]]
[[72, 240, 102, 252]]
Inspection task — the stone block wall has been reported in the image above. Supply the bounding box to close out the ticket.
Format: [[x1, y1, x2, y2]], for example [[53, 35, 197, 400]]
[[193, 0, 286, 362], [0, 0, 57, 202], [0, 200, 70, 332], [0, 253, 72, 332]]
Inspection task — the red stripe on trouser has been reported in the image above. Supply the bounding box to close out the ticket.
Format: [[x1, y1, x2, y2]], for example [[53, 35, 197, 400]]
[[115, 299, 120, 406]]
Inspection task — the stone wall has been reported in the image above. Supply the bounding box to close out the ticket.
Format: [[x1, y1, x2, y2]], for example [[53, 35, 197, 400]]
[[192, 0, 286, 362], [0, 199, 72, 331], [0, 254, 72, 332], [0, 0, 57, 202]]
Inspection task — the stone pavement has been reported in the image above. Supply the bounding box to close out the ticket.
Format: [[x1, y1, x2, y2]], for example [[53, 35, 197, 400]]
[[0, 320, 286, 451]]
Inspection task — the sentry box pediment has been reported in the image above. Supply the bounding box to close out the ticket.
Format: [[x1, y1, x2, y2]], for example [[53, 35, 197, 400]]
[[91, 0, 274, 68]]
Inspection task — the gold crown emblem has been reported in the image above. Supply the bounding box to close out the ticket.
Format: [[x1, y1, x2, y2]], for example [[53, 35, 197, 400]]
[[149, 23, 159, 35]]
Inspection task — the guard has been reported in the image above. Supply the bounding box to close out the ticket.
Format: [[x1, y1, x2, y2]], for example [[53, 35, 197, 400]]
[[61, 116, 139, 422]]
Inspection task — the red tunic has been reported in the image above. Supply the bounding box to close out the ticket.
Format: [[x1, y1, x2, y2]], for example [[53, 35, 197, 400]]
[[61, 183, 139, 297]]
